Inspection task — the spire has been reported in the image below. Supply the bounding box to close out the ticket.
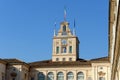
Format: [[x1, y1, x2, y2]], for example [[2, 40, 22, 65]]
[[64, 6, 67, 21], [54, 22, 56, 36], [73, 19, 76, 36]]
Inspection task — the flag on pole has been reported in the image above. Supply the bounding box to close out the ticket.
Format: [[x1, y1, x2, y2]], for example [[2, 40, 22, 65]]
[[74, 19, 75, 28], [64, 7, 67, 21], [54, 21, 56, 36], [73, 19, 76, 36], [54, 21, 56, 28]]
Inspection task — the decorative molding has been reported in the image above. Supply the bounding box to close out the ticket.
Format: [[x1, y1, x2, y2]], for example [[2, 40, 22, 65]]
[[98, 71, 106, 76]]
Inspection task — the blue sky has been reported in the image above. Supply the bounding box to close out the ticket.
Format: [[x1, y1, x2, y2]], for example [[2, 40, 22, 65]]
[[0, 0, 109, 62]]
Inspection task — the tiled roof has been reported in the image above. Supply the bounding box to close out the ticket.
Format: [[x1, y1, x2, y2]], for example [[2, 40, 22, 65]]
[[29, 57, 109, 68], [0, 57, 109, 68], [3, 58, 24, 63], [90, 56, 109, 62], [3, 58, 29, 67], [0, 58, 7, 64], [29, 58, 91, 68]]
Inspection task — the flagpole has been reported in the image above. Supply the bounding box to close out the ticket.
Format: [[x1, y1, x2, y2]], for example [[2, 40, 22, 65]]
[[73, 19, 76, 36], [54, 21, 56, 36], [64, 6, 66, 21]]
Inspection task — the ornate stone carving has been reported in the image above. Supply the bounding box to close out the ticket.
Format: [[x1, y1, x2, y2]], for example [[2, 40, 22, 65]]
[[98, 71, 106, 76]]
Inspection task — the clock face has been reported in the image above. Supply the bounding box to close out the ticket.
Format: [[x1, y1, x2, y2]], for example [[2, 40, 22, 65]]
[[62, 39, 67, 45]]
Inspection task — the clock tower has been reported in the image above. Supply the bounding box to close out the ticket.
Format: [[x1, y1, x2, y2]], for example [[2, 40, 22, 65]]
[[52, 21, 80, 62]]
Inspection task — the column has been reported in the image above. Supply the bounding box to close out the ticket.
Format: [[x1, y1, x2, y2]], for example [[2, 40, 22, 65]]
[[64, 71, 67, 80], [54, 71, 57, 80], [45, 70, 48, 80], [74, 70, 77, 80]]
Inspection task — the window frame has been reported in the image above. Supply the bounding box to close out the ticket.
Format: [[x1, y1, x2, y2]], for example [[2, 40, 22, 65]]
[[69, 46, 72, 53], [77, 72, 84, 80], [63, 58, 66, 61], [69, 58, 72, 61], [62, 46, 67, 53], [56, 58, 59, 61], [57, 72, 64, 80], [63, 25, 66, 32], [47, 72, 54, 80], [56, 46, 59, 54], [67, 72, 74, 80], [38, 72, 45, 80]]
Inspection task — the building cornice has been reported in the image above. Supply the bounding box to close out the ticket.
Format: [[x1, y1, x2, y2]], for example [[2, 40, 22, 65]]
[[0, 59, 7, 65]]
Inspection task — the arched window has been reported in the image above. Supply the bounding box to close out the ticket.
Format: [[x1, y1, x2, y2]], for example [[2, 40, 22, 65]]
[[57, 72, 64, 80], [77, 72, 84, 80], [47, 72, 54, 80], [62, 47, 66, 53], [62, 25, 67, 35], [67, 72, 74, 80], [63, 25, 66, 32], [38, 72, 45, 80], [56, 58, 59, 61], [69, 46, 72, 53], [69, 58, 72, 61], [63, 58, 66, 61], [56, 46, 59, 54]]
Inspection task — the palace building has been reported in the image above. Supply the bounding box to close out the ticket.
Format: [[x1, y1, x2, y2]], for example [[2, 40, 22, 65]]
[[1, 0, 120, 79], [0, 19, 111, 80]]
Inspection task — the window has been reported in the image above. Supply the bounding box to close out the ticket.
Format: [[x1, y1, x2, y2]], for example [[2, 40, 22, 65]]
[[69, 58, 72, 61], [99, 77, 105, 80], [56, 46, 59, 54], [100, 67, 103, 69], [63, 58, 66, 61], [57, 72, 64, 80], [13, 68, 16, 71], [62, 47, 67, 53], [31, 77, 34, 80], [62, 26, 67, 35], [69, 46, 72, 53], [47, 72, 54, 80], [38, 72, 45, 80], [67, 72, 74, 80], [12, 78, 15, 80], [56, 58, 59, 61], [77, 72, 84, 80], [24, 73, 27, 80], [2, 73, 5, 80], [63, 25, 66, 32]]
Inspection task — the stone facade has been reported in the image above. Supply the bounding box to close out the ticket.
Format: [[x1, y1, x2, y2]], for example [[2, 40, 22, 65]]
[[29, 61, 110, 80], [109, 0, 120, 80], [0, 57, 110, 80]]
